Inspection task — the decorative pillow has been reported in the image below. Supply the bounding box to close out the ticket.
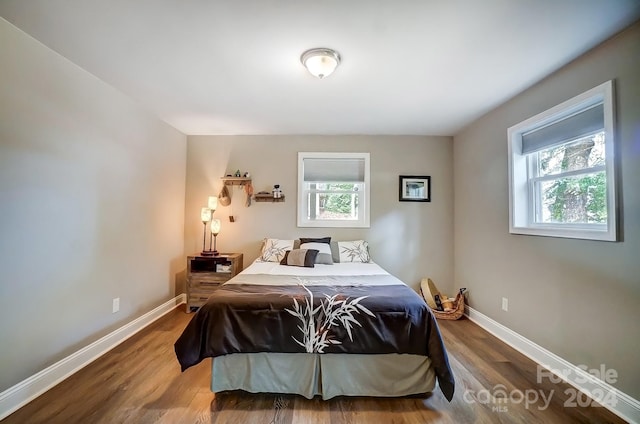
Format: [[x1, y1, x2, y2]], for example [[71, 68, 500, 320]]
[[300, 242, 333, 265], [280, 249, 319, 268], [299, 237, 331, 245], [260, 238, 295, 262], [330, 241, 341, 263], [314, 253, 334, 265], [337, 240, 371, 263]]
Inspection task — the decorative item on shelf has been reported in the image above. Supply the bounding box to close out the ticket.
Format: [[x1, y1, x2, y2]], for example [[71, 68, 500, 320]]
[[220, 173, 253, 207], [216, 263, 232, 273], [272, 184, 282, 199], [244, 180, 254, 207], [200, 207, 213, 256], [218, 184, 231, 206], [210, 219, 221, 256], [221, 176, 251, 186], [254, 190, 285, 202]]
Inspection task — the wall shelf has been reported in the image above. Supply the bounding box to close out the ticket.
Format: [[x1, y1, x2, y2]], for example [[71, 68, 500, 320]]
[[221, 177, 251, 186], [254, 195, 285, 203]]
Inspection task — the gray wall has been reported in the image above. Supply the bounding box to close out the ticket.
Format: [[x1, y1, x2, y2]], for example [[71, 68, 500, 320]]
[[0, 19, 187, 391], [185, 135, 454, 293], [453, 22, 640, 398]]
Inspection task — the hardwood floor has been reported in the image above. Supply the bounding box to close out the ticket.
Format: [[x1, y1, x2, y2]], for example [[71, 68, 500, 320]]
[[1, 308, 625, 424]]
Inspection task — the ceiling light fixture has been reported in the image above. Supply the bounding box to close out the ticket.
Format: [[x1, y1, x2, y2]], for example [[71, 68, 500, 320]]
[[300, 48, 341, 79]]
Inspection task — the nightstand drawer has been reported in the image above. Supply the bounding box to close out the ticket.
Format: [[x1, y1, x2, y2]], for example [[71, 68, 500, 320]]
[[188, 273, 230, 284], [185, 253, 243, 313]]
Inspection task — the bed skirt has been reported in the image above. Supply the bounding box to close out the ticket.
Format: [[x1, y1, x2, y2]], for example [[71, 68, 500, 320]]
[[211, 352, 436, 400]]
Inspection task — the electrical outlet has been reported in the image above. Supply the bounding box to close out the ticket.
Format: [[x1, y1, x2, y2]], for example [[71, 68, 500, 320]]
[[502, 297, 508, 312], [112, 298, 120, 313]]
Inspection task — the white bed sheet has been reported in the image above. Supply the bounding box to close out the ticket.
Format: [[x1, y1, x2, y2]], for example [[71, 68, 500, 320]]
[[225, 260, 405, 286], [242, 260, 390, 276]]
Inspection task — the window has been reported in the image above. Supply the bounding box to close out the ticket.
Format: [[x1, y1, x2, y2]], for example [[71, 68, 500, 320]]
[[508, 80, 618, 241], [297, 152, 370, 228]]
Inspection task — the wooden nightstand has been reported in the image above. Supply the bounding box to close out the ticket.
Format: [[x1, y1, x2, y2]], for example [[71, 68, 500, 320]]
[[186, 253, 243, 312]]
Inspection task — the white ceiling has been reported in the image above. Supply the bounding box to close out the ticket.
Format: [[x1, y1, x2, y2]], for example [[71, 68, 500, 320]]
[[1, 1, 639, 136]]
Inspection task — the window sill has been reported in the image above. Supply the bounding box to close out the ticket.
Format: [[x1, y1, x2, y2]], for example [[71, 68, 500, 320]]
[[297, 219, 370, 228], [509, 225, 617, 242]]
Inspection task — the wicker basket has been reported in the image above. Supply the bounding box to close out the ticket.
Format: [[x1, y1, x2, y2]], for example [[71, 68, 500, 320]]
[[419, 278, 440, 309], [420, 279, 467, 320], [430, 289, 466, 320]]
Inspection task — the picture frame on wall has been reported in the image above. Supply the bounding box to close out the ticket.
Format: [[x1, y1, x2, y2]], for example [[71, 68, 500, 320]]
[[399, 175, 431, 202]]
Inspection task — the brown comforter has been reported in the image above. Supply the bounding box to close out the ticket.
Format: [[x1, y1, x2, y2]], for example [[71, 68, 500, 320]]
[[174, 275, 455, 401]]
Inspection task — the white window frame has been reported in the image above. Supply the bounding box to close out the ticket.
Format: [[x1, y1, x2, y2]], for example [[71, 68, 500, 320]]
[[297, 152, 370, 228], [507, 80, 618, 241]]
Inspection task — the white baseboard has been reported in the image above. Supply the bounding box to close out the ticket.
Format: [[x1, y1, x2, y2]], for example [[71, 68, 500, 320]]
[[0, 294, 187, 421], [465, 306, 640, 424]]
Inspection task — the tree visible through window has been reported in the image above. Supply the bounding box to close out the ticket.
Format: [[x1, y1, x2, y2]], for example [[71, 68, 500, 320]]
[[536, 132, 606, 224], [312, 183, 360, 220]]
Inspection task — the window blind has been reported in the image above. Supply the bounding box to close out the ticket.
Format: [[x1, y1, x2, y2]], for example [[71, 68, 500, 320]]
[[521, 103, 604, 154], [303, 158, 365, 182]]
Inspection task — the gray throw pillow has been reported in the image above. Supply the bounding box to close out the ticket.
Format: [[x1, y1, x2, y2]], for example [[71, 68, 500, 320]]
[[330, 241, 341, 263], [315, 252, 334, 265], [280, 249, 319, 267]]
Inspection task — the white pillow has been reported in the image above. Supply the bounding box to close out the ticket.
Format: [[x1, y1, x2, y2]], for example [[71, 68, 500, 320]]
[[337, 240, 371, 263], [259, 238, 295, 262], [299, 242, 332, 255]]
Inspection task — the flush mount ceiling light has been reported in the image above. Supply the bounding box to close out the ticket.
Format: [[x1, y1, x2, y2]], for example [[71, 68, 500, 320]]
[[300, 48, 341, 79]]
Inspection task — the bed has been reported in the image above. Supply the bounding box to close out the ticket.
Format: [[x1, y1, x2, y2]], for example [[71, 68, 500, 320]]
[[174, 241, 455, 401]]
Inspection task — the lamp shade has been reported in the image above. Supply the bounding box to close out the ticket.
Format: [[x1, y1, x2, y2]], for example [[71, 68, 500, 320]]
[[200, 207, 212, 222], [300, 48, 340, 79], [208, 196, 218, 211], [210, 219, 221, 235]]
